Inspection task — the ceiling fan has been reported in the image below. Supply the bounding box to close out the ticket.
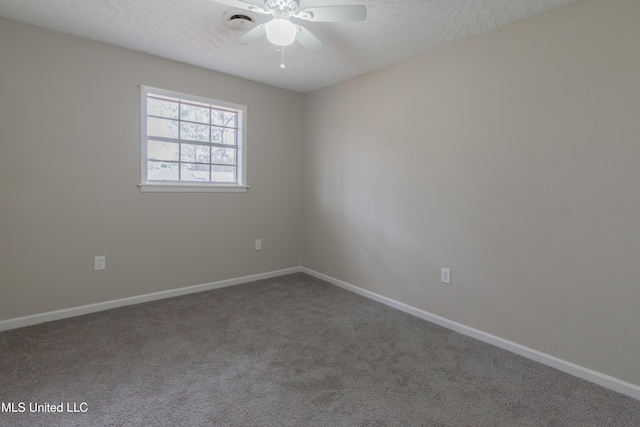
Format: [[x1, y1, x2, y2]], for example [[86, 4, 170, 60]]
[[212, 0, 367, 56]]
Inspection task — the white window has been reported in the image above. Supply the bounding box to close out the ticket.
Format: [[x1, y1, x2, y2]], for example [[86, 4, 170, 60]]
[[139, 86, 248, 192]]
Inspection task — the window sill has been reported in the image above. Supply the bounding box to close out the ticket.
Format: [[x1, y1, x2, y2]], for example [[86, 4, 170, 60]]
[[138, 183, 249, 193]]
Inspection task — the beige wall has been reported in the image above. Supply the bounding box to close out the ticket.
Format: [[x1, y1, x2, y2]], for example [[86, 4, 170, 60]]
[[302, 0, 640, 386], [0, 18, 304, 320]]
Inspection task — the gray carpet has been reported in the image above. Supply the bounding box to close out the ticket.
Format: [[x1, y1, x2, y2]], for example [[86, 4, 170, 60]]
[[1, 273, 639, 426]]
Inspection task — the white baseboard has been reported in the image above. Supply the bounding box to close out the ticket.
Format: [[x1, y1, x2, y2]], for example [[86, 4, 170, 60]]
[[300, 267, 640, 401], [0, 267, 302, 332]]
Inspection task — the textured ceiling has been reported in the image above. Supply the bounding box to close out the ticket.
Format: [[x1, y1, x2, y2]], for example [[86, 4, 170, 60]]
[[0, 0, 576, 93]]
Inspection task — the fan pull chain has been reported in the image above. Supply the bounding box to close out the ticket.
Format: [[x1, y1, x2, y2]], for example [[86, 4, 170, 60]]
[[280, 46, 286, 69]]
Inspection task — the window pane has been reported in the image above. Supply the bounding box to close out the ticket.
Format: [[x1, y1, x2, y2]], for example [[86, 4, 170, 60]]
[[211, 165, 236, 183], [222, 129, 236, 145], [181, 144, 210, 163], [148, 117, 179, 139], [148, 98, 179, 119], [212, 147, 236, 165], [147, 141, 179, 161], [147, 161, 179, 181], [181, 163, 210, 182], [211, 127, 236, 145], [211, 110, 237, 128], [181, 122, 210, 142], [181, 103, 210, 124]]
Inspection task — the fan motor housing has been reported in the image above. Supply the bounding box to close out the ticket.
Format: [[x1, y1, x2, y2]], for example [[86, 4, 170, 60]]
[[265, 0, 300, 15]]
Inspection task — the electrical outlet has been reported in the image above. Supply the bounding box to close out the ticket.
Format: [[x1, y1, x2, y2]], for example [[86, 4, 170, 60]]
[[441, 268, 451, 284], [255, 239, 262, 250], [94, 256, 106, 271]]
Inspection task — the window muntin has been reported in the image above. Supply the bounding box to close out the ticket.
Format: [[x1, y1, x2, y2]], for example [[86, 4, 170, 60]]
[[140, 86, 247, 192]]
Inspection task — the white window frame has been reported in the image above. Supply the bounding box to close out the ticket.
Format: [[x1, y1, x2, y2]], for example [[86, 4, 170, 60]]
[[139, 85, 248, 193]]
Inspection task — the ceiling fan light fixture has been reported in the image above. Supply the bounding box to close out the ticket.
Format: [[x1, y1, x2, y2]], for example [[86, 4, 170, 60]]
[[265, 17, 297, 46]]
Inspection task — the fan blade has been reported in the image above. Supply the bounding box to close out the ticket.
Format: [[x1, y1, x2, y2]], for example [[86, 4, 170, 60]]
[[296, 26, 324, 54], [234, 24, 266, 45], [295, 5, 367, 22], [208, 0, 267, 14]]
